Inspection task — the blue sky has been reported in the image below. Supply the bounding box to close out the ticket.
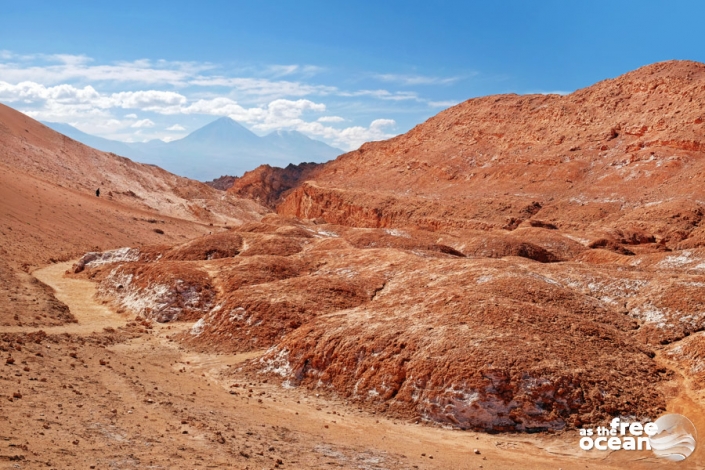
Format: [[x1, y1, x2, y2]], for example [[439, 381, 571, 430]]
[[1, 0, 703, 150]]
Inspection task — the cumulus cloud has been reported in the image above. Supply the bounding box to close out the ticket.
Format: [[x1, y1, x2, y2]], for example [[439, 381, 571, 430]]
[[0, 76, 401, 149], [131, 118, 155, 128], [317, 116, 345, 123], [0, 80, 100, 104], [178, 97, 326, 131], [336, 119, 397, 148], [0, 81, 189, 113], [109, 90, 187, 111], [285, 118, 396, 150], [258, 99, 326, 128], [0, 52, 462, 149]]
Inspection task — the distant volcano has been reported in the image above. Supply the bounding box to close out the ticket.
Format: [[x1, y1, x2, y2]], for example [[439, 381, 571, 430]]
[[43, 117, 343, 181]]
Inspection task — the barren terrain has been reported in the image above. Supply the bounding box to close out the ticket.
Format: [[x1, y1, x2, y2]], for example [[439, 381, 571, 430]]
[[4, 60, 705, 468], [4, 260, 700, 469]]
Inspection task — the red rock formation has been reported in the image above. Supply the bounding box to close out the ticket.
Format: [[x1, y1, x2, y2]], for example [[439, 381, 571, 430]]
[[278, 61, 705, 250], [205, 175, 237, 191], [227, 162, 320, 208], [85, 215, 705, 431]]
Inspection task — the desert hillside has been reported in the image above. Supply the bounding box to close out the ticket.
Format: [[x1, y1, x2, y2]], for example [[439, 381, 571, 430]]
[[0, 103, 267, 231], [0, 103, 268, 328], [82, 61, 705, 447], [224, 162, 321, 208], [278, 60, 705, 244]]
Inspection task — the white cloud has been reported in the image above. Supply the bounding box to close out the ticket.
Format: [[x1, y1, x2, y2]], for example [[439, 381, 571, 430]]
[[339, 89, 420, 101], [1, 79, 394, 149], [317, 116, 345, 123], [0, 54, 210, 85], [0, 80, 100, 104], [131, 118, 155, 128], [181, 97, 252, 118], [427, 100, 459, 108], [109, 90, 187, 111], [267, 65, 299, 76], [261, 98, 326, 126], [288, 118, 396, 150], [266, 64, 324, 78], [373, 73, 461, 86], [0, 81, 189, 114], [189, 76, 336, 98], [0, 52, 433, 150], [179, 97, 326, 131]]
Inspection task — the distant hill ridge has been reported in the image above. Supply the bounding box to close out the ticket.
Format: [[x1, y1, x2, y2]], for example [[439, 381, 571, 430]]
[[42, 117, 343, 181], [274, 60, 705, 234]]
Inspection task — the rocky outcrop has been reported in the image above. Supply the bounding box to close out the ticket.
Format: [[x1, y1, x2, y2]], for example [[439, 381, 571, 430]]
[[81, 214, 705, 431], [227, 162, 321, 208], [96, 261, 216, 323], [205, 175, 237, 191], [276, 61, 705, 249]]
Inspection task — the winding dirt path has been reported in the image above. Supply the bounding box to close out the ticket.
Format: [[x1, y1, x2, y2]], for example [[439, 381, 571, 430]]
[[4, 260, 699, 469], [1, 261, 129, 335]]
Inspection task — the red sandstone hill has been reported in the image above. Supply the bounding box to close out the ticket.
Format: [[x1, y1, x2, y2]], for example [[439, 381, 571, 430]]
[[80, 215, 688, 432], [277, 60, 705, 247], [0, 103, 267, 229], [0, 103, 267, 327]]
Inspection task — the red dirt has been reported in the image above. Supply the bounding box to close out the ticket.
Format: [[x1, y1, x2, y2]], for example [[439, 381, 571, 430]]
[[87, 217, 692, 434], [277, 61, 705, 246]]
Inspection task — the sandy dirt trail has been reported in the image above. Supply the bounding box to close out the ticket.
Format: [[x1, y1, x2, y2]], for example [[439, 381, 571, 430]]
[[2, 262, 129, 335], [3, 261, 702, 469]]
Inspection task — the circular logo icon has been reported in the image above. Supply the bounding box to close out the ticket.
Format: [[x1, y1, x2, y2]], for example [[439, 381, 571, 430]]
[[649, 413, 697, 461]]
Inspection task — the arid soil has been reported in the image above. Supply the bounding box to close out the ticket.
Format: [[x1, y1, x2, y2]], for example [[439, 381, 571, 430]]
[[1, 261, 696, 469], [0, 103, 267, 228], [84, 217, 705, 437], [0, 101, 266, 330], [277, 61, 705, 239]]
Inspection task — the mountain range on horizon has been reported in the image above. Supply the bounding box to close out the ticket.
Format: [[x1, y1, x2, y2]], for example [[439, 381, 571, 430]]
[[43, 117, 343, 181]]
